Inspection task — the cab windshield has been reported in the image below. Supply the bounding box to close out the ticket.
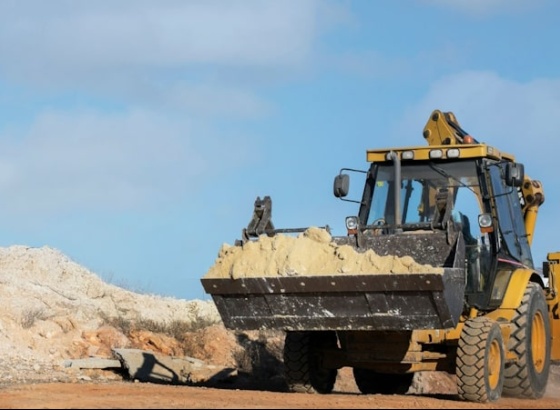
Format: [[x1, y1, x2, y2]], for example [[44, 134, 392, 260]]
[[365, 161, 481, 229]]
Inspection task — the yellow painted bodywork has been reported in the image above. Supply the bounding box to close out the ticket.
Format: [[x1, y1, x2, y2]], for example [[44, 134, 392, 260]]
[[409, 261, 560, 365], [366, 143, 515, 163], [423, 109, 471, 146]]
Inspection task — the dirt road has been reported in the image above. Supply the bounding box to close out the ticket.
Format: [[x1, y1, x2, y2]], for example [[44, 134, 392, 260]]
[[2, 364, 560, 409], [1, 381, 560, 409]]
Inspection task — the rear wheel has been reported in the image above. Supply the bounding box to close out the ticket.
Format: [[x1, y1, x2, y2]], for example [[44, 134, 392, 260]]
[[283, 331, 338, 394], [456, 317, 504, 403], [503, 282, 551, 399], [353, 368, 413, 395]]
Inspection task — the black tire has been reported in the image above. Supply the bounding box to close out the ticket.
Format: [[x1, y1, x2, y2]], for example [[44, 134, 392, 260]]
[[503, 282, 551, 399], [456, 317, 505, 403], [283, 331, 338, 394], [353, 368, 413, 395]]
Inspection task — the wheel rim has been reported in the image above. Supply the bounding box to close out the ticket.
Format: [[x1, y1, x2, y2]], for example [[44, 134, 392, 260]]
[[531, 310, 547, 373], [488, 337, 503, 390]]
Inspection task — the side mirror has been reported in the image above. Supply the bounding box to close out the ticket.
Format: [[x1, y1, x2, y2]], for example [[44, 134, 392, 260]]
[[333, 174, 349, 198], [505, 162, 524, 187]]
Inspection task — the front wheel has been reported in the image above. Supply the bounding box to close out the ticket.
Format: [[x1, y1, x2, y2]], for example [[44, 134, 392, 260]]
[[456, 317, 505, 403]]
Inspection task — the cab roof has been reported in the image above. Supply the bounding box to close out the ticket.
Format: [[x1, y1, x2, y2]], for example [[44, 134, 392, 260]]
[[366, 143, 516, 163]]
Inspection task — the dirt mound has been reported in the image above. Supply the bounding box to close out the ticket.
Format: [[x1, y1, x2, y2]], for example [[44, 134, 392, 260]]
[[0, 244, 295, 391], [0, 245, 220, 384], [204, 227, 443, 279], [0, 245, 219, 325]]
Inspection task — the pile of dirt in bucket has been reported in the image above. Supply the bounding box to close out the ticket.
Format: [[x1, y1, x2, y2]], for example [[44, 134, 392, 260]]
[[204, 227, 443, 279]]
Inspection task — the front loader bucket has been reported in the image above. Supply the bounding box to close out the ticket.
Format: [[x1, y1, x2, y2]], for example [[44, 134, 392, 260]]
[[201, 232, 466, 331]]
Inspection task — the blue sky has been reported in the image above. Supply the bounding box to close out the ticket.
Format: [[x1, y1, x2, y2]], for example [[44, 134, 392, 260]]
[[0, 0, 558, 301]]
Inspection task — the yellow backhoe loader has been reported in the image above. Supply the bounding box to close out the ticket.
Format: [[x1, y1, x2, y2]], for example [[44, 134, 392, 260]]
[[201, 109, 560, 403]]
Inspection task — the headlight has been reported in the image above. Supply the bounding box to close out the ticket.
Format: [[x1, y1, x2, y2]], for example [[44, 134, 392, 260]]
[[478, 213, 493, 228], [402, 150, 414, 160], [429, 149, 443, 159], [447, 148, 460, 158], [346, 216, 359, 230]]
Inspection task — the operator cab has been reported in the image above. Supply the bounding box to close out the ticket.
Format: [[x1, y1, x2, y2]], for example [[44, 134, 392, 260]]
[[333, 145, 533, 310]]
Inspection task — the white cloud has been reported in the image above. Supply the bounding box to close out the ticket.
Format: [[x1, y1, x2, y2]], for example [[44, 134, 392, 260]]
[[161, 83, 272, 119], [0, 1, 323, 86], [0, 1, 339, 120], [0, 108, 257, 216], [325, 49, 408, 79], [325, 42, 465, 81], [0, 1, 349, 221]]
